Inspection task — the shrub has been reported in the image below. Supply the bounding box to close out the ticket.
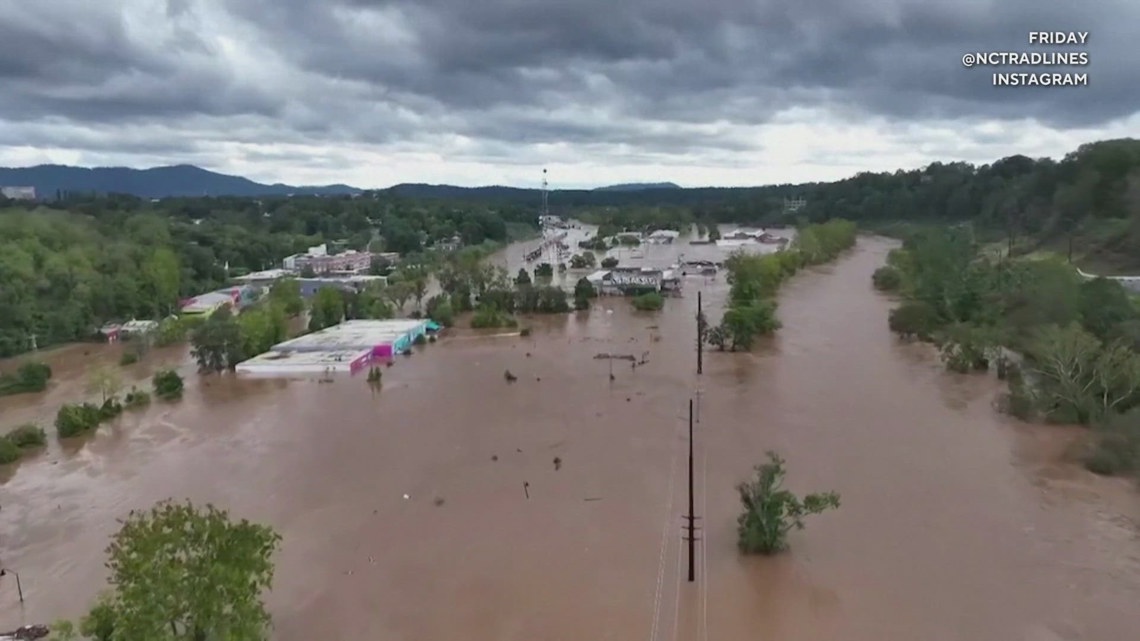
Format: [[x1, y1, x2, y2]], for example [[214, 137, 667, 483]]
[[871, 265, 902, 291], [413, 333, 427, 345], [0, 361, 52, 396], [0, 439, 20, 464], [520, 327, 532, 337], [600, 256, 619, 269], [124, 388, 152, 409], [631, 292, 665, 311], [1084, 409, 1140, 477], [153, 369, 184, 401], [471, 305, 516, 329], [56, 402, 104, 438], [119, 351, 139, 366], [888, 301, 939, 339], [7, 423, 46, 449]]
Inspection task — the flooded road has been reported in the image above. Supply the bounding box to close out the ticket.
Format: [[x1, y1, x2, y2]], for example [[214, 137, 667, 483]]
[[1, 235, 1138, 640]]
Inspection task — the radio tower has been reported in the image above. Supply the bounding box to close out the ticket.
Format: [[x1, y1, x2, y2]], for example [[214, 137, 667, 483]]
[[541, 168, 549, 217]]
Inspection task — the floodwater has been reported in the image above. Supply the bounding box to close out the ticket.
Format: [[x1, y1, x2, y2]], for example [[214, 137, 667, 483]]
[[1, 234, 1139, 640]]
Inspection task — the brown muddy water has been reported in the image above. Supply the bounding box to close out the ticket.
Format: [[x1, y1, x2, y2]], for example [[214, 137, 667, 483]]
[[1, 236, 1138, 640]]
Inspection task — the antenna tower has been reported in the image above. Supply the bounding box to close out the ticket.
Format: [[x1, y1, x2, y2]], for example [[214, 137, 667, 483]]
[[541, 168, 549, 217]]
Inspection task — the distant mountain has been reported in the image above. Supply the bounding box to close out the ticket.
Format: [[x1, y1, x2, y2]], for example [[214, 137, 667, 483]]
[[0, 164, 361, 198], [593, 182, 682, 191]]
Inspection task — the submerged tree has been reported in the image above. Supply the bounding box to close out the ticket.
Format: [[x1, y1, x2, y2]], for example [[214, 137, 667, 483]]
[[96, 499, 282, 640], [736, 451, 840, 555]]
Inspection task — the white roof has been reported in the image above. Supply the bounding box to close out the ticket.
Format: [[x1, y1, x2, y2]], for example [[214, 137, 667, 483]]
[[235, 348, 373, 375], [234, 269, 291, 281], [271, 319, 426, 352], [181, 291, 232, 311], [586, 269, 610, 282]]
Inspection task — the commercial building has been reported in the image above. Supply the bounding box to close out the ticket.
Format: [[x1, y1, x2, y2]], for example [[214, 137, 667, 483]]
[[235, 319, 439, 376], [283, 243, 372, 274], [587, 267, 680, 295], [178, 285, 262, 318], [297, 275, 387, 297]]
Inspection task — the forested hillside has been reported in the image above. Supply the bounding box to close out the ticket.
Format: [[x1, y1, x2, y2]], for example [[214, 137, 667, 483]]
[[0, 195, 533, 356]]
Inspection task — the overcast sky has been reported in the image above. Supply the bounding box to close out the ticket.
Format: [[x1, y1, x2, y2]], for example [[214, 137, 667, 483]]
[[0, 0, 1135, 189]]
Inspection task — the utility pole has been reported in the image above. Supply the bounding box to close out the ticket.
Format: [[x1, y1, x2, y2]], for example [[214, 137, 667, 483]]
[[685, 398, 696, 582], [696, 290, 704, 375]]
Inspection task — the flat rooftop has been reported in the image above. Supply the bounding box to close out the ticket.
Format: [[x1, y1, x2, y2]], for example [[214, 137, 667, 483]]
[[236, 348, 371, 370], [271, 319, 427, 352]]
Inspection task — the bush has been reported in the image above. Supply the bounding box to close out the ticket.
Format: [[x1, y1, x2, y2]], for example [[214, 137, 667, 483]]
[[153, 369, 184, 401], [1084, 409, 1140, 477], [0, 361, 52, 396], [520, 327, 532, 337], [413, 333, 427, 345], [7, 423, 46, 449], [56, 402, 104, 438], [433, 300, 455, 327], [871, 265, 902, 291], [600, 256, 619, 269], [631, 292, 665, 311], [888, 301, 939, 339], [124, 387, 152, 409], [0, 438, 20, 464], [119, 351, 139, 366], [736, 451, 840, 555], [471, 305, 517, 329]]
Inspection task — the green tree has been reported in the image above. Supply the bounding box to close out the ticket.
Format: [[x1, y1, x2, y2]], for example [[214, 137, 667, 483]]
[[190, 308, 244, 373], [736, 451, 840, 555], [87, 364, 123, 404], [95, 499, 281, 640], [268, 279, 304, 317], [705, 325, 728, 351], [308, 287, 344, 331], [631, 292, 664, 311], [1078, 277, 1135, 341], [515, 268, 532, 286]]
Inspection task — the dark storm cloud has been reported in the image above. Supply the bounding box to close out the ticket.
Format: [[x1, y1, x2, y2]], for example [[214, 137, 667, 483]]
[[0, 0, 1136, 160], [245, 0, 1135, 128]]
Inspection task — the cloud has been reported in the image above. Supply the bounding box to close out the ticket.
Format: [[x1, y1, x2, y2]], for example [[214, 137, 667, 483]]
[[0, 0, 1136, 188]]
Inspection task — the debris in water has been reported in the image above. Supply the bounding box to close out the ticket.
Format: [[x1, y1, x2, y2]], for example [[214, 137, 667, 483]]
[[491, 455, 498, 461], [516, 448, 523, 453], [526, 352, 531, 357], [433, 497, 445, 507], [0, 624, 49, 640], [553, 457, 562, 471], [584, 497, 602, 502], [536, 376, 541, 381], [402, 494, 410, 500], [626, 397, 631, 402], [504, 369, 518, 382], [523, 481, 530, 499]]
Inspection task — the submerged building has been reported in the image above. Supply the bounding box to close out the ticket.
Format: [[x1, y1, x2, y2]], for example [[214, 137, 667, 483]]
[[235, 319, 439, 376], [587, 267, 681, 295]]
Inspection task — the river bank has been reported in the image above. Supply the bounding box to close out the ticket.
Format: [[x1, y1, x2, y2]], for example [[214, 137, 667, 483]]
[[0, 236, 1137, 639]]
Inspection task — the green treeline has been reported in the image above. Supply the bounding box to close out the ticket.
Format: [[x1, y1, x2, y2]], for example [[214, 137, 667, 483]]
[[705, 220, 857, 351], [3, 138, 1137, 360], [877, 226, 1140, 478], [0, 196, 534, 357]]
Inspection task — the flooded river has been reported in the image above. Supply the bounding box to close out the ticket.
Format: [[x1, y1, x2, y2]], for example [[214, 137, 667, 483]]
[[1, 235, 1138, 640]]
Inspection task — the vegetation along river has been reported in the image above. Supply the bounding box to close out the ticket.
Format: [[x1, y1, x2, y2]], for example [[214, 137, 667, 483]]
[[1, 235, 1137, 640]]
